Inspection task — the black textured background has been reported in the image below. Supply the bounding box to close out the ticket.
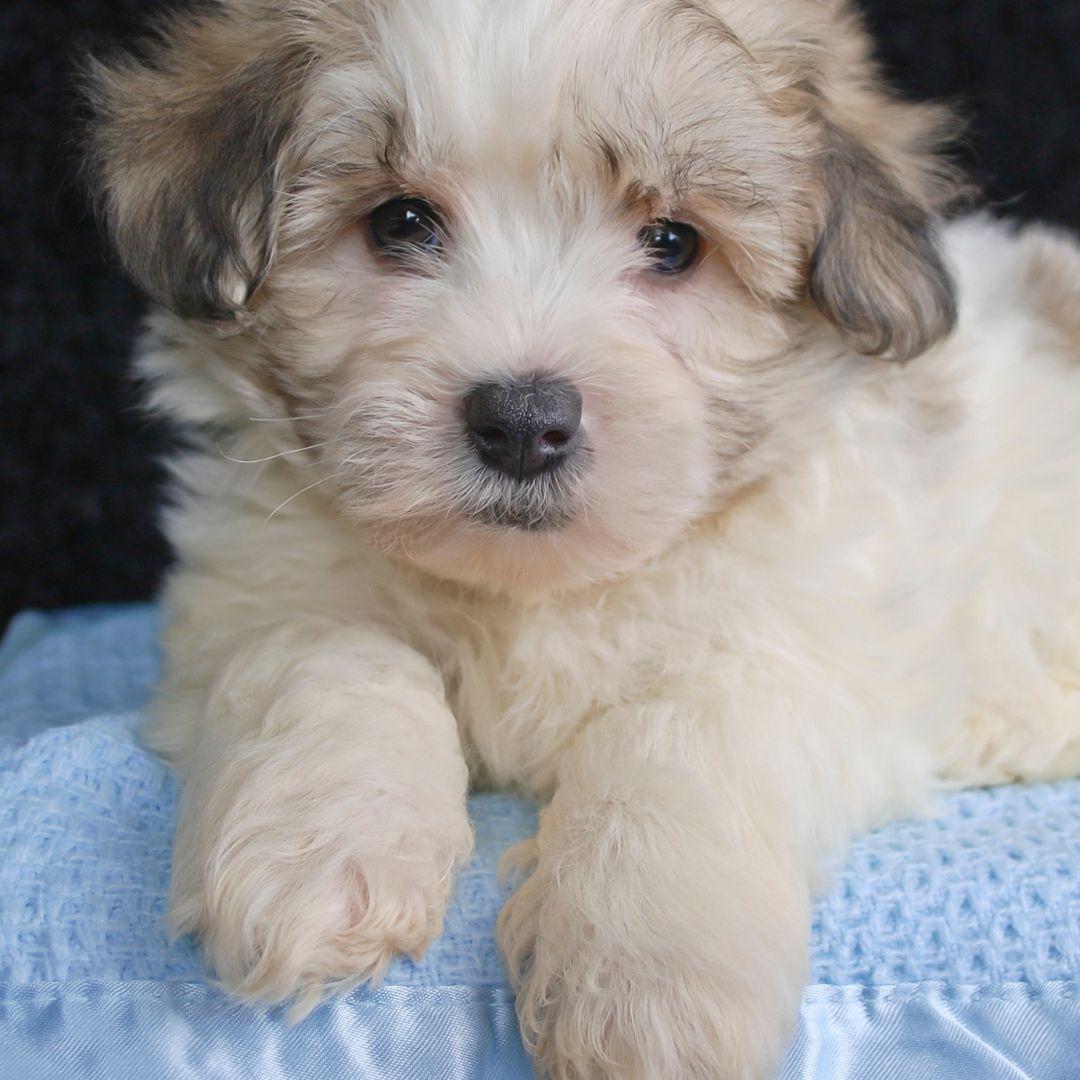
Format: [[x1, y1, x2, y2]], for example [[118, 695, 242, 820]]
[[1, 0, 1078, 630]]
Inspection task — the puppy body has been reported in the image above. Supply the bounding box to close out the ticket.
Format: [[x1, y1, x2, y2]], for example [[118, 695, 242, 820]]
[[146, 215, 1080, 1076], [87, 1, 1080, 1076]]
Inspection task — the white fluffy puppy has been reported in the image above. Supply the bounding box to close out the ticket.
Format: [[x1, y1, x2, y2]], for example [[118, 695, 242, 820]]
[[86, 0, 1080, 1076]]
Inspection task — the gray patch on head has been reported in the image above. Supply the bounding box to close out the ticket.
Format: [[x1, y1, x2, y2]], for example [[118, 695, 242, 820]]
[[86, 30, 313, 322], [166, 52, 310, 320], [808, 124, 957, 362]]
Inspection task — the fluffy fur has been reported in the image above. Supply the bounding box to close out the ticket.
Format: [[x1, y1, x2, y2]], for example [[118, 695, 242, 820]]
[[85, 1, 1080, 1076]]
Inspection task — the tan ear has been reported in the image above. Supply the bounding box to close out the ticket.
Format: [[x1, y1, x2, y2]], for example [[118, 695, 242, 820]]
[[84, 10, 312, 321], [808, 122, 957, 361]]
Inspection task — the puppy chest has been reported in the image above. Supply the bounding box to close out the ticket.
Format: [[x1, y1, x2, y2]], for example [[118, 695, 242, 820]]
[[432, 606, 697, 794], [440, 643, 598, 795]]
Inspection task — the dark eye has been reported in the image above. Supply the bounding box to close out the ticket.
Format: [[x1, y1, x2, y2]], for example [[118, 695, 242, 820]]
[[638, 219, 699, 274], [369, 197, 444, 257]]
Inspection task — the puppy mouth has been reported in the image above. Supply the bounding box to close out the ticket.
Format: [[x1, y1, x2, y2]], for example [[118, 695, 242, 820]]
[[462, 468, 580, 532], [471, 498, 575, 531]]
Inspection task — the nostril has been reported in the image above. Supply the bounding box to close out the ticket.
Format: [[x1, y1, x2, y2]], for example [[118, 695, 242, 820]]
[[541, 429, 570, 448], [476, 426, 507, 443]]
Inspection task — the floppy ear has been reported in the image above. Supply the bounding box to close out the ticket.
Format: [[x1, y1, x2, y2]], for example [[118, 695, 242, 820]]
[[808, 121, 958, 362], [84, 10, 312, 322]]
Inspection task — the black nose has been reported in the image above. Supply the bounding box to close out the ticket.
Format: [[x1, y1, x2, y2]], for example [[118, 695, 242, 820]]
[[464, 379, 583, 481]]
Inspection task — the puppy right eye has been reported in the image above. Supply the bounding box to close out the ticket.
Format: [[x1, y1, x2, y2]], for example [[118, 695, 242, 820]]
[[368, 197, 444, 258]]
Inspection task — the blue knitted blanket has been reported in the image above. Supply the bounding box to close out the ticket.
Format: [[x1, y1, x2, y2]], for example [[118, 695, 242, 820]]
[[1, 604, 1078, 1078]]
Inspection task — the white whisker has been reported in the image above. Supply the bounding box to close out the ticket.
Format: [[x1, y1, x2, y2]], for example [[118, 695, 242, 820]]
[[247, 413, 331, 423], [263, 474, 337, 524], [218, 442, 330, 465]]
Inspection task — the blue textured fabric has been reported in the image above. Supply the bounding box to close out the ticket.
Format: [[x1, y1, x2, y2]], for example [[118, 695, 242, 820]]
[[2, 604, 1080, 1078]]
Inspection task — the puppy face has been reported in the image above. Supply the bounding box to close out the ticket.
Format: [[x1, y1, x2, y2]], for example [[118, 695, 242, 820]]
[[88, 0, 958, 591]]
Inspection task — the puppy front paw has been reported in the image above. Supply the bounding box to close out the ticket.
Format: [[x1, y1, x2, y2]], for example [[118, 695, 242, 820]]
[[171, 787, 472, 1019], [498, 846, 801, 1079]]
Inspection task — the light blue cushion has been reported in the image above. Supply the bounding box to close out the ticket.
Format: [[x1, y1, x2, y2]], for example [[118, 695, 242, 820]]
[[1, 604, 1079, 1078]]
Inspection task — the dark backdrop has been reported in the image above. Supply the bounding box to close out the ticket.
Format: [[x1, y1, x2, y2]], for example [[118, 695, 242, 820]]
[[2, 0, 1078, 630]]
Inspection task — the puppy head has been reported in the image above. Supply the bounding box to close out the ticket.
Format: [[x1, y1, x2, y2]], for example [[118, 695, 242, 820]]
[[87, 0, 959, 591]]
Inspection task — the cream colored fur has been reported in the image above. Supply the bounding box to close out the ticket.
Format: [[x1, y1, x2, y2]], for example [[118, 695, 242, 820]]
[[86, 1, 1080, 1076]]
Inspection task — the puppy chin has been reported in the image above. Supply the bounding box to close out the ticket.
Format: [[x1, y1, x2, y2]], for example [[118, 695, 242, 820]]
[[371, 510, 661, 594]]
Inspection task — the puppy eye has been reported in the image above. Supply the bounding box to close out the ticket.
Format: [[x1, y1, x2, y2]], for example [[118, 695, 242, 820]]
[[638, 219, 699, 274], [369, 197, 444, 258]]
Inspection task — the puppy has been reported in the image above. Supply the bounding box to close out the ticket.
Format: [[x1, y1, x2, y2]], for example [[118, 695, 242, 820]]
[[86, 0, 1080, 1076]]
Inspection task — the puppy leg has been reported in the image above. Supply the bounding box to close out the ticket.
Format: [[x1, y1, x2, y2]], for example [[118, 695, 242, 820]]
[[935, 618, 1080, 787], [498, 699, 819, 1080], [161, 621, 472, 1017], [939, 684, 1080, 787]]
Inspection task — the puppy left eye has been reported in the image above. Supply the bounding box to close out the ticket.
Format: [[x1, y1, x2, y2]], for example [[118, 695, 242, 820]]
[[638, 220, 700, 274]]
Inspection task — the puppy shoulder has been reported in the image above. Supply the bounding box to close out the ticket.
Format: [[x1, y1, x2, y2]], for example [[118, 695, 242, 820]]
[[1011, 223, 1080, 352], [943, 214, 1080, 352]]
